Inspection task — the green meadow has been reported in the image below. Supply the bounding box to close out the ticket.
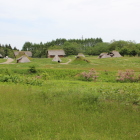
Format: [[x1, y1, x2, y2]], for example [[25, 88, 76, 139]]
[[0, 56, 140, 140]]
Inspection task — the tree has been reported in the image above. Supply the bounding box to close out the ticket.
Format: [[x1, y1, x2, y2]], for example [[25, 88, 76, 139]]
[[22, 42, 32, 51], [93, 42, 110, 55], [63, 42, 82, 56], [109, 40, 128, 51]]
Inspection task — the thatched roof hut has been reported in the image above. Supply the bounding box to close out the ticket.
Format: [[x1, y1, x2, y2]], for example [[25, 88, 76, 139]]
[[17, 56, 31, 63], [98, 53, 111, 58], [14, 51, 32, 57], [14, 51, 19, 56], [52, 55, 62, 62], [24, 51, 32, 57], [111, 51, 122, 57], [47, 50, 65, 58], [99, 51, 122, 58], [0, 54, 3, 58], [77, 53, 85, 57]]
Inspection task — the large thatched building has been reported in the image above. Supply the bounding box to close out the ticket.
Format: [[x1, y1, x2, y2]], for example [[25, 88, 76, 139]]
[[47, 50, 65, 58], [14, 51, 32, 57]]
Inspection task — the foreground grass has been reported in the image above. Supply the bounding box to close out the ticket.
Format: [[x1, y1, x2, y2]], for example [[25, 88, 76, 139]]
[[0, 81, 140, 140], [0, 56, 140, 139]]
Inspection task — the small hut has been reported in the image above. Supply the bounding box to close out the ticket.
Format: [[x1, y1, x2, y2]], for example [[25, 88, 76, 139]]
[[111, 51, 122, 57], [98, 53, 111, 58], [17, 56, 31, 63], [99, 51, 122, 58], [52, 55, 62, 62], [0, 54, 3, 58], [47, 50, 65, 58], [77, 53, 85, 57]]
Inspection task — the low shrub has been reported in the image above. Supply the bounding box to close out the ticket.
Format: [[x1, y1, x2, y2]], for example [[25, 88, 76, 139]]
[[116, 69, 140, 82], [28, 65, 37, 73], [78, 68, 98, 81]]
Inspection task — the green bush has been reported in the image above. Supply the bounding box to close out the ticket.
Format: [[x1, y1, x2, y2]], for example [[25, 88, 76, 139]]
[[28, 65, 37, 73]]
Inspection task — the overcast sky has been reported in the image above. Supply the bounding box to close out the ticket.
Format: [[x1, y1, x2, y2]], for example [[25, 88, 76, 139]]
[[0, 0, 140, 50]]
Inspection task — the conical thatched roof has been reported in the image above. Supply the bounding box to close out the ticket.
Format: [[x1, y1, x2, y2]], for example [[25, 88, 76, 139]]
[[99, 51, 122, 58], [52, 55, 61, 62], [77, 53, 85, 57], [111, 51, 122, 57], [17, 56, 31, 63]]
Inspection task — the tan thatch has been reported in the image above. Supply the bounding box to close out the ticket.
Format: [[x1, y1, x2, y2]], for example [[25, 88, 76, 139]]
[[111, 51, 122, 57], [14, 51, 19, 56], [52, 55, 62, 62], [17, 56, 31, 63], [99, 53, 111, 58], [14, 51, 32, 57], [0, 54, 3, 58], [47, 50, 65, 58], [24, 51, 32, 57], [77, 53, 85, 57], [99, 51, 122, 58]]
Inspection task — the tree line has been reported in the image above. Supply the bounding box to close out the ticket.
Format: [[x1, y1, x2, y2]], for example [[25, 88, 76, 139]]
[[1, 38, 140, 58], [22, 38, 140, 57], [21, 38, 103, 58], [0, 44, 19, 58]]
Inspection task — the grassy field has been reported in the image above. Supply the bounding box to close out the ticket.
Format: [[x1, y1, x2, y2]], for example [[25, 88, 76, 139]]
[[0, 56, 140, 140], [0, 56, 140, 71]]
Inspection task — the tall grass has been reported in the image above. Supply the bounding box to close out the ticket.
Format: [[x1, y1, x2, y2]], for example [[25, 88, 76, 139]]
[[0, 81, 139, 140], [0, 56, 140, 139]]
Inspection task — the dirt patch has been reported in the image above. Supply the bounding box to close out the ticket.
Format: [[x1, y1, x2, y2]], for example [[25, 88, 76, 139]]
[[0, 58, 14, 64], [60, 59, 71, 64]]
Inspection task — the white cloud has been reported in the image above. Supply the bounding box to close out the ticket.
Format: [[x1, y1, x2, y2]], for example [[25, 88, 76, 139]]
[[0, 0, 140, 49]]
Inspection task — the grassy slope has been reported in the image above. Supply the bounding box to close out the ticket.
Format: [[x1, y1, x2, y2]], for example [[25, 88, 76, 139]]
[[0, 56, 140, 140]]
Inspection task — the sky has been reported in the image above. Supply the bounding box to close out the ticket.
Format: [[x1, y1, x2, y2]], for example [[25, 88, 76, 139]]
[[0, 0, 140, 50]]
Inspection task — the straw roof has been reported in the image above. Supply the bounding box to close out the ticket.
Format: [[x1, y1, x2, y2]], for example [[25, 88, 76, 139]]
[[14, 51, 32, 57], [99, 51, 122, 58], [77, 53, 85, 57], [17, 56, 31, 63], [48, 50, 65, 56], [99, 53, 111, 58], [111, 51, 122, 57], [0, 54, 3, 57], [52, 55, 62, 62], [24, 51, 32, 57], [14, 51, 19, 56]]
